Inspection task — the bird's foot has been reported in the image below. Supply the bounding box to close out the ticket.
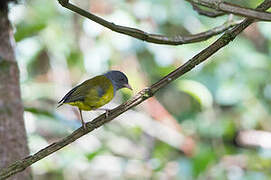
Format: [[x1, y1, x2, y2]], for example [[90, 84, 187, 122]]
[[95, 108, 111, 118], [105, 109, 111, 118]]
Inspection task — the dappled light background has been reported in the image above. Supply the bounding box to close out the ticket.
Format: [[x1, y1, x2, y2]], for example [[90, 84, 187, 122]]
[[8, 0, 271, 179]]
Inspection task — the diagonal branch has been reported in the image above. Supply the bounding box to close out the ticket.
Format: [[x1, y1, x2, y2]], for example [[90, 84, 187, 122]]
[[186, 0, 271, 21], [58, 0, 239, 45], [1, 1, 270, 179]]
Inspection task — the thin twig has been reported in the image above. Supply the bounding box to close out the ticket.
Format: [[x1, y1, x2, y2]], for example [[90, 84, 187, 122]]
[[58, 0, 238, 45], [192, 3, 226, 17], [1, 1, 270, 179], [186, 0, 271, 21]]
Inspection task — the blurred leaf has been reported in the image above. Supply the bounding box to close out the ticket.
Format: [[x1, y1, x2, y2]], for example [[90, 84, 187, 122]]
[[66, 49, 84, 69], [15, 22, 46, 42], [152, 141, 178, 163], [86, 148, 105, 162], [24, 106, 55, 118], [222, 118, 236, 141], [27, 48, 50, 78], [178, 80, 213, 109], [192, 144, 216, 177]]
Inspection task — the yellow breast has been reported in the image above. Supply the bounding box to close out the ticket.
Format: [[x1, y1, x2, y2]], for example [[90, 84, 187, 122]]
[[65, 75, 114, 111]]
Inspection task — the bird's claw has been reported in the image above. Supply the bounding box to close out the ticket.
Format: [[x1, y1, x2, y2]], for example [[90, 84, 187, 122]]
[[105, 110, 110, 118]]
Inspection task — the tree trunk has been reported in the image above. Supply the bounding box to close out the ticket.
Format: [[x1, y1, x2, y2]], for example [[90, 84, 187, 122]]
[[0, 9, 31, 180]]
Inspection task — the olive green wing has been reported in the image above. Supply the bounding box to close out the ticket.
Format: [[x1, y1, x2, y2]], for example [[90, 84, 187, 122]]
[[59, 75, 112, 107]]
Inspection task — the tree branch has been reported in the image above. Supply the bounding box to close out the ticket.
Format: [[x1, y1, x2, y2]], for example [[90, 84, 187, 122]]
[[192, 3, 226, 17], [186, 0, 271, 21], [57, 0, 239, 45], [1, 0, 270, 179]]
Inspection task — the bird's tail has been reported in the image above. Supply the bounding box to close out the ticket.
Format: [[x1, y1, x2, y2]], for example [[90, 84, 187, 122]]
[[57, 103, 64, 108]]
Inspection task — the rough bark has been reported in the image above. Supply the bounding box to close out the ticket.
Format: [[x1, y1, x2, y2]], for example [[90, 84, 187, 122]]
[[0, 9, 31, 180]]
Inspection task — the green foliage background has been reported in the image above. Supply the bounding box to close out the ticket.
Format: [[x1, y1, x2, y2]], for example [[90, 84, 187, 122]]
[[9, 0, 271, 179]]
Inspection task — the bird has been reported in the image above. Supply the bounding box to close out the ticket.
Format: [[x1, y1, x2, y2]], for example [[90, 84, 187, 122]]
[[57, 70, 132, 129]]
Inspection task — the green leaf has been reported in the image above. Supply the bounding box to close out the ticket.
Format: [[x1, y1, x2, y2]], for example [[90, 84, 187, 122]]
[[178, 80, 213, 109], [15, 22, 46, 42], [24, 107, 54, 118], [86, 148, 105, 162], [192, 144, 216, 177]]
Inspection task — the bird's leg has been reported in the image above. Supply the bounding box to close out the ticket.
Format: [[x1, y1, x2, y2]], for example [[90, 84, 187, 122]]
[[95, 108, 111, 118], [79, 109, 86, 129]]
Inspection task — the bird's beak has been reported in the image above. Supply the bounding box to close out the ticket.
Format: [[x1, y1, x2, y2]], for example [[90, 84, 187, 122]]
[[124, 84, 133, 90]]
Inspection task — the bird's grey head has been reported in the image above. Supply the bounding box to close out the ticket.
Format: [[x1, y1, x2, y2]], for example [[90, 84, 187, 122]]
[[104, 70, 132, 91]]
